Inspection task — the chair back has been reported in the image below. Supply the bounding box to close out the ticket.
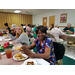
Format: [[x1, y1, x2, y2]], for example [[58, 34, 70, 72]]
[[53, 42, 65, 60], [46, 33, 56, 41]]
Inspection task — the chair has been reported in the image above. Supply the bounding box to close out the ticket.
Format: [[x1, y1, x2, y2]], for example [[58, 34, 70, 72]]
[[53, 42, 65, 65], [46, 33, 56, 42], [66, 37, 75, 50]]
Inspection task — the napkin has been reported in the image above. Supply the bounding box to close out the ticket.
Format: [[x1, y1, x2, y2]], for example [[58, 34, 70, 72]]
[[0, 38, 2, 41]]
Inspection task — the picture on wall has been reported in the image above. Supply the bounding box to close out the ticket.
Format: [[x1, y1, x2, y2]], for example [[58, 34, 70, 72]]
[[60, 13, 67, 23]]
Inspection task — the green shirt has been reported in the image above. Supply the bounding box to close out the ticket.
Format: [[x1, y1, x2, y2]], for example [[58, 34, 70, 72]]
[[63, 27, 74, 33], [33, 27, 37, 38]]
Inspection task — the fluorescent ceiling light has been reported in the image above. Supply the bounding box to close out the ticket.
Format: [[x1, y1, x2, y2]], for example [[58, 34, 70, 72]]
[[14, 10, 21, 13]]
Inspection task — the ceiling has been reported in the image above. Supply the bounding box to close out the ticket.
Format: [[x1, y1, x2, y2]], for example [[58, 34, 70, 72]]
[[0, 9, 54, 15]]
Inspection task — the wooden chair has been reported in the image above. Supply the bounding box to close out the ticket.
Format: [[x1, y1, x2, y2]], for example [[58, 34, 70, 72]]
[[46, 33, 56, 42], [66, 37, 75, 50]]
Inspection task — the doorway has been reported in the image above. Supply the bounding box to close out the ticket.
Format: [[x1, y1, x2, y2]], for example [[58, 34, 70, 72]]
[[49, 16, 55, 27], [43, 17, 47, 26]]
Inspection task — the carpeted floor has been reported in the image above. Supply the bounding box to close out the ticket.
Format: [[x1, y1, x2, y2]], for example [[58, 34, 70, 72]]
[[63, 55, 75, 65]]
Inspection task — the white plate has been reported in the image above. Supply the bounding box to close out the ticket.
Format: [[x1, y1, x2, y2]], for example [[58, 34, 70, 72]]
[[5, 38, 11, 41], [23, 58, 38, 65], [13, 53, 28, 61]]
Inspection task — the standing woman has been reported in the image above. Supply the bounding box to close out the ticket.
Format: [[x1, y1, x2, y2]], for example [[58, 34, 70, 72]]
[[22, 25, 56, 65]]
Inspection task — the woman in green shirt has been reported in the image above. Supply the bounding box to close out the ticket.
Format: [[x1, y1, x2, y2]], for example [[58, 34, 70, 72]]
[[33, 26, 37, 38], [62, 23, 74, 34]]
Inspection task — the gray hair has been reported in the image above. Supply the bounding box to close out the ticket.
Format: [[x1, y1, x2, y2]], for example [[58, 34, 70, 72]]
[[67, 23, 71, 26], [55, 25, 59, 28], [11, 24, 17, 29]]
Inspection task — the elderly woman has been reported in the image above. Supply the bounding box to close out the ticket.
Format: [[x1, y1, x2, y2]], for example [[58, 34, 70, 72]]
[[62, 23, 74, 34], [22, 25, 56, 65], [11, 24, 17, 36]]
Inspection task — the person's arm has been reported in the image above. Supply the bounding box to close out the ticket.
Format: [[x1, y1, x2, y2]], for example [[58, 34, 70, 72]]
[[62, 27, 67, 32], [59, 29, 65, 35], [21, 38, 51, 59], [66, 30, 74, 34], [62, 30, 64, 32], [22, 44, 51, 59], [15, 34, 29, 45], [6, 30, 16, 40], [30, 47, 50, 59]]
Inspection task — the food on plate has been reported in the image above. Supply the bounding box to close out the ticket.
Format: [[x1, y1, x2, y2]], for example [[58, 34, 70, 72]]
[[67, 41, 73, 45], [15, 53, 25, 60], [27, 61, 34, 65], [15, 47, 22, 50], [5, 37, 10, 39], [3, 34, 7, 36]]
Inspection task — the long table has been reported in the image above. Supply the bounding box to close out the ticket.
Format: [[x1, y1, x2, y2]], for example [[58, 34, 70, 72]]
[[47, 30, 75, 41], [0, 39, 50, 65], [59, 34, 75, 41]]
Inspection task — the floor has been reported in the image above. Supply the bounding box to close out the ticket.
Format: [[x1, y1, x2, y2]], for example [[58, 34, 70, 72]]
[[64, 42, 75, 60]]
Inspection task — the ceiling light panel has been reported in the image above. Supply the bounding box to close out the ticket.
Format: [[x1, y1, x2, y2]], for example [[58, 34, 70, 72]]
[[14, 10, 21, 13]]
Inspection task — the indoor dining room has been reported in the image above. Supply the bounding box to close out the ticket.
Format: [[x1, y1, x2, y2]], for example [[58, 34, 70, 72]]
[[0, 9, 75, 65]]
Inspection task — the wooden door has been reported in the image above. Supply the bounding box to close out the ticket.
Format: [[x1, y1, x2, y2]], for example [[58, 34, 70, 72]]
[[49, 16, 55, 27], [43, 17, 47, 26]]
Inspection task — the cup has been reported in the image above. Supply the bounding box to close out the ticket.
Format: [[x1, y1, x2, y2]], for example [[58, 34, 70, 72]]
[[4, 48, 12, 58]]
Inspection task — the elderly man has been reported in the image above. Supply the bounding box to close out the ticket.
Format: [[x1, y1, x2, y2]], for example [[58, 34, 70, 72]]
[[62, 23, 74, 34]]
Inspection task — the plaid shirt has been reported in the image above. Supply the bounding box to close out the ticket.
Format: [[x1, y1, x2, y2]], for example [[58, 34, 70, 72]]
[[34, 36, 56, 65]]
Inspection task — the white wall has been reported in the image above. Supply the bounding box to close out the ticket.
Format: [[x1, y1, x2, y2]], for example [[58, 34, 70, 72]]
[[33, 9, 75, 27]]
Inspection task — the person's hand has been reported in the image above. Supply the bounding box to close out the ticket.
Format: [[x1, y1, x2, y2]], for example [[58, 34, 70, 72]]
[[67, 30, 70, 32], [6, 30, 9, 34], [21, 45, 33, 57]]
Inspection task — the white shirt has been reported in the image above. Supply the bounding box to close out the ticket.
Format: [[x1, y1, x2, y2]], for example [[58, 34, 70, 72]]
[[23, 26, 26, 28], [50, 27, 64, 41]]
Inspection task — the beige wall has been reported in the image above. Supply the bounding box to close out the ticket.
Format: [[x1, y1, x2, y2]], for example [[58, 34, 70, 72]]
[[0, 12, 32, 28]]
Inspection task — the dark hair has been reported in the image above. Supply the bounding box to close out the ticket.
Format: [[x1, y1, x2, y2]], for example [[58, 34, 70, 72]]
[[36, 25, 47, 34], [21, 24, 23, 26], [51, 24, 54, 28], [28, 24, 31, 27], [4, 23, 8, 26]]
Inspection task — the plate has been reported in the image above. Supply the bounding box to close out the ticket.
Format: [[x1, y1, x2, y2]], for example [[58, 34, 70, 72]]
[[23, 58, 38, 65], [5, 38, 11, 41], [13, 53, 28, 61], [12, 46, 22, 50]]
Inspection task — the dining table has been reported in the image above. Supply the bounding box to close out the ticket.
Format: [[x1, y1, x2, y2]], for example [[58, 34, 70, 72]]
[[47, 30, 75, 41], [0, 36, 50, 65], [59, 33, 75, 41]]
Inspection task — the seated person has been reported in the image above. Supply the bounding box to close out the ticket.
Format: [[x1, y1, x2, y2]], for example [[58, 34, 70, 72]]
[[21, 25, 56, 65], [50, 25, 65, 42], [26, 24, 32, 37], [32, 25, 37, 38], [4, 23, 11, 33], [45, 26, 48, 30], [50, 24, 54, 30], [11, 24, 17, 36], [62, 23, 74, 34], [7, 25, 29, 45], [23, 24, 26, 32]]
